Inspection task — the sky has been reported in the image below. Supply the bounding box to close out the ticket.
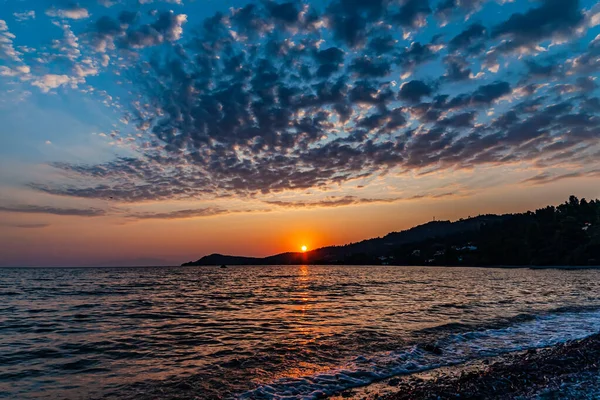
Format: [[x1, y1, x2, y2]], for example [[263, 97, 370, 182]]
[[0, 0, 599, 266]]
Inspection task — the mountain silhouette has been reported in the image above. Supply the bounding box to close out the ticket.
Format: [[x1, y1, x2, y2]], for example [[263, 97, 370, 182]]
[[182, 215, 505, 266], [183, 196, 600, 267]]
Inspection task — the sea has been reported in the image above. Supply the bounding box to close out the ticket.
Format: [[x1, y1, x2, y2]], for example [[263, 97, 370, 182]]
[[1, 265, 600, 399]]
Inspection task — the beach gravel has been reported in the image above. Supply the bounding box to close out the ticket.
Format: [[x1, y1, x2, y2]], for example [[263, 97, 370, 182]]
[[373, 334, 600, 400]]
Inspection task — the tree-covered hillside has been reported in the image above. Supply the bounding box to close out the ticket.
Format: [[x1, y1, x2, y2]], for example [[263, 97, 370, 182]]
[[183, 196, 600, 267], [393, 196, 600, 267]]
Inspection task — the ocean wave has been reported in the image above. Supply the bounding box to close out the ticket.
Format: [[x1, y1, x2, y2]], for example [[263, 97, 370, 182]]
[[240, 309, 600, 399]]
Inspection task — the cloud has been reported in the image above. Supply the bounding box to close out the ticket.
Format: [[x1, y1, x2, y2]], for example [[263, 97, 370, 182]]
[[265, 193, 460, 209], [127, 207, 228, 220], [391, 0, 431, 29], [324, 0, 431, 48], [98, 0, 118, 6], [138, 0, 184, 4], [492, 0, 584, 52], [46, 5, 89, 20], [13, 11, 36, 22], [368, 34, 397, 55], [449, 23, 487, 54], [0, 205, 105, 217], [521, 170, 600, 185], [349, 56, 391, 78], [435, 0, 486, 23], [0, 65, 30, 77], [325, 1, 381, 48], [445, 81, 512, 109], [126, 207, 259, 220], [566, 33, 600, 74], [31, 74, 78, 93], [399, 80, 434, 103], [120, 12, 187, 48], [0, 20, 22, 62], [265, 196, 402, 209], [20, 0, 600, 204], [0, 223, 50, 229], [396, 41, 439, 76], [442, 55, 473, 82], [89, 10, 187, 51]]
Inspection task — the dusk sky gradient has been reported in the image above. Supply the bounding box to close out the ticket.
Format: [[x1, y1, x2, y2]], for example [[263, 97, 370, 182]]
[[1, 0, 599, 266]]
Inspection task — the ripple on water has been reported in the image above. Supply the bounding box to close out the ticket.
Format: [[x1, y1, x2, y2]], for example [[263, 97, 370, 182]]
[[0, 266, 600, 400]]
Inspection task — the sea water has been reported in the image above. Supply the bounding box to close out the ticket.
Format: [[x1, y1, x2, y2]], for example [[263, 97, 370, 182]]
[[1, 265, 599, 399]]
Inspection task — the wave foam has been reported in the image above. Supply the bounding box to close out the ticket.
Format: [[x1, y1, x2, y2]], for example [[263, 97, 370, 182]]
[[239, 309, 600, 399]]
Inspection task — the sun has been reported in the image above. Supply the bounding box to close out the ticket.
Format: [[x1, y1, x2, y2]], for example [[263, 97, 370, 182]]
[[301, 245, 308, 252]]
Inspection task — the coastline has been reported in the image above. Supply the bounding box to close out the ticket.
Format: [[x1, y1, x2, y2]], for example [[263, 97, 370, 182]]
[[180, 264, 600, 268], [333, 333, 600, 400]]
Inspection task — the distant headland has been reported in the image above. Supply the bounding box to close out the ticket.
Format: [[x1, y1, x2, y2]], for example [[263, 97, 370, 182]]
[[182, 196, 600, 267]]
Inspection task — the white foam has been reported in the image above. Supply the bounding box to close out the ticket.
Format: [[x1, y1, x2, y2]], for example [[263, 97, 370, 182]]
[[239, 310, 600, 399]]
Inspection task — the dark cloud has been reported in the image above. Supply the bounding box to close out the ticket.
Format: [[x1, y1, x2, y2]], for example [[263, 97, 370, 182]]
[[118, 10, 139, 25], [126, 207, 252, 220], [574, 77, 599, 92], [89, 10, 186, 51], [438, 112, 476, 128], [521, 170, 597, 185], [368, 34, 397, 55], [325, 0, 383, 48], [445, 81, 511, 109], [435, 0, 485, 22], [349, 56, 392, 78], [396, 42, 438, 73], [0, 223, 51, 229], [231, 4, 272, 36], [265, 196, 402, 208], [431, 192, 456, 199], [492, 0, 584, 52], [398, 80, 433, 103], [524, 59, 560, 79], [120, 11, 186, 48], [325, 0, 432, 48], [391, 0, 431, 28], [582, 97, 600, 112], [449, 23, 487, 54], [314, 47, 345, 64], [567, 35, 600, 74], [0, 205, 105, 217], [435, 0, 456, 20], [265, 1, 302, 25], [406, 192, 456, 200], [29, 0, 600, 203], [443, 55, 472, 82]]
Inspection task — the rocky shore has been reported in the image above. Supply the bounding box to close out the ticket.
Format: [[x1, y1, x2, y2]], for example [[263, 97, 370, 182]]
[[339, 333, 600, 400]]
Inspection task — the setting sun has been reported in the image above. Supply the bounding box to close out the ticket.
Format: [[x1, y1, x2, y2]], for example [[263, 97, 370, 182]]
[[301, 245, 308, 252]]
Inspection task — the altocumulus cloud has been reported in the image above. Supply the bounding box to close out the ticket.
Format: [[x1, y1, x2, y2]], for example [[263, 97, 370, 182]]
[[0, 223, 50, 229], [265, 196, 403, 209], [126, 207, 257, 220], [46, 4, 89, 20], [0, 205, 105, 217], [521, 170, 600, 185], [24, 0, 600, 204]]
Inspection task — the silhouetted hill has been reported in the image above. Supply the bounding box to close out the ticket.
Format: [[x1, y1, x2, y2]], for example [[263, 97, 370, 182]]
[[187, 254, 264, 266], [183, 196, 600, 267], [182, 214, 506, 266]]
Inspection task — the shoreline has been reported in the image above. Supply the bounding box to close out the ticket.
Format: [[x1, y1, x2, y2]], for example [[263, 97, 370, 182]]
[[182, 264, 600, 268], [333, 333, 600, 400], [180, 264, 600, 270], [3, 264, 600, 269]]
